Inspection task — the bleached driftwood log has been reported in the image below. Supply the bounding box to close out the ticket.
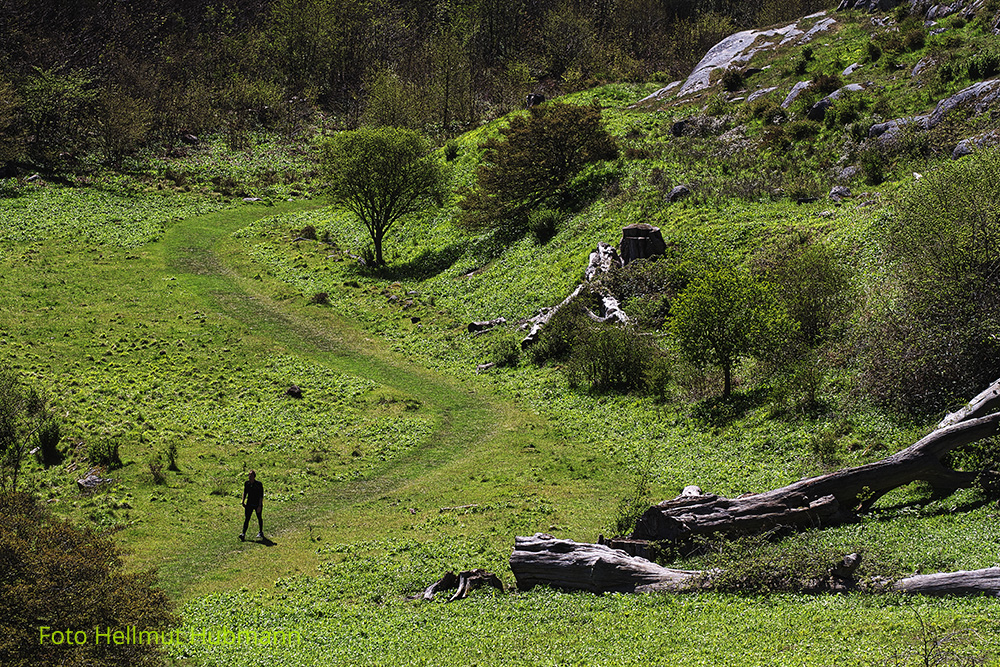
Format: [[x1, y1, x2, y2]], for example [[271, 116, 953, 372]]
[[632, 378, 1000, 543], [511, 534, 705, 593], [511, 534, 1000, 597]]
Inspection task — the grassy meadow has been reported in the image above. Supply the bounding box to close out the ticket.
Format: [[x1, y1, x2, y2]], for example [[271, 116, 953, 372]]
[[6, 8, 1000, 665]]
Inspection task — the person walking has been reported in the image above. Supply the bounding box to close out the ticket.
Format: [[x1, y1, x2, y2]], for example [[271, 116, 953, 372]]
[[240, 470, 264, 541]]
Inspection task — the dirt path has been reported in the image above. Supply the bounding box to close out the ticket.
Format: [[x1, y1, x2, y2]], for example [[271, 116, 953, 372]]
[[154, 204, 526, 599]]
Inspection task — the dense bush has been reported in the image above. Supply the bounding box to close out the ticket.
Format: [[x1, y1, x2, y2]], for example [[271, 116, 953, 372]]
[[565, 325, 664, 394], [672, 266, 795, 398], [0, 492, 176, 667], [860, 148, 1000, 415], [87, 438, 122, 470], [0, 368, 52, 492], [458, 102, 618, 235]]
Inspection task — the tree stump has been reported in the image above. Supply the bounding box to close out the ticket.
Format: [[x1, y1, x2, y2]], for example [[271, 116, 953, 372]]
[[619, 224, 666, 265]]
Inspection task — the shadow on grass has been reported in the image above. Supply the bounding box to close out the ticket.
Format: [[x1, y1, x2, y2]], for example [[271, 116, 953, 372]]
[[690, 388, 772, 427], [357, 243, 466, 282]]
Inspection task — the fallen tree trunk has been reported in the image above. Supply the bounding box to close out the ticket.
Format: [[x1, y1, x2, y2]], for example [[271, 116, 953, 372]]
[[510, 534, 704, 593], [415, 569, 505, 602], [511, 534, 1000, 597], [632, 378, 1000, 543]]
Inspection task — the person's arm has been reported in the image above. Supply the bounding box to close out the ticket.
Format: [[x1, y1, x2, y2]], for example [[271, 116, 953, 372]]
[[242, 484, 247, 507], [257, 485, 263, 511]]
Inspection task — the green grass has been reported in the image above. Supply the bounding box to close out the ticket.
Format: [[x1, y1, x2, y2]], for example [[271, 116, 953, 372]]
[[8, 8, 1000, 664]]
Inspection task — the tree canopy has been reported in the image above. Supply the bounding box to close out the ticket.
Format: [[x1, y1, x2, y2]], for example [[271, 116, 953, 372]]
[[322, 126, 444, 265], [672, 267, 794, 398], [0, 492, 176, 667], [458, 101, 619, 234]]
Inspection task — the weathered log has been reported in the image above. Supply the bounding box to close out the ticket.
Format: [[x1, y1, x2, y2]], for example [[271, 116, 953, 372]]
[[893, 568, 1000, 597], [416, 569, 505, 602], [468, 317, 507, 334], [512, 534, 1000, 597], [619, 224, 666, 265], [632, 378, 1000, 543], [585, 242, 623, 282], [511, 534, 705, 593]]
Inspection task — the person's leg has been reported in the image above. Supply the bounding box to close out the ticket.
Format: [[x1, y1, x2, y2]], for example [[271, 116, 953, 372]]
[[255, 506, 263, 536], [242, 505, 254, 537]]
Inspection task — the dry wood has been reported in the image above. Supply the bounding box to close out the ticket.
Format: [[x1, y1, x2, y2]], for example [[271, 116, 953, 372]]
[[632, 378, 1000, 543], [416, 569, 505, 602], [510, 534, 704, 593], [468, 317, 507, 333], [511, 534, 1000, 597]]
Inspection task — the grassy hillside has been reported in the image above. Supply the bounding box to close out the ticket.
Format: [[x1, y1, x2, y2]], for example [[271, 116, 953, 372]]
[[4, 3, 1000, 666]]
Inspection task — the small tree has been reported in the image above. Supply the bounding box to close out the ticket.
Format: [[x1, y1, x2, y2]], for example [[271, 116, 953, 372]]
[[0, 369, 53, 492], [672, 267, 794, 398], [458, 101, 618, 234], [322, 126, 444, 265]]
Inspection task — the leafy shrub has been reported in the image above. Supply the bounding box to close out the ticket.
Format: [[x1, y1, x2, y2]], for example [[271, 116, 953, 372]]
[[34, 418, 61, 468], [903, 28, 925, 52], [489, 334, 521, 368], [458, 102, 618, 234], [967, 49, 1000, 80], [148, 458, 166, 485], [810, 73, 842, 95], [526, 294, 595, 366], [0, 492, 176, 666], [860, 149, 1000, 415], [866, 41, 883, 63], [859, 143, 889, 185], [785, 119, 820, 141], [565, 325, 660, 393], [165, 442, 178, 472], [528, 208, 561, 245], [699, 531, 903, 594], [88, 438, 122, 470], [720, 67, 744, 92]]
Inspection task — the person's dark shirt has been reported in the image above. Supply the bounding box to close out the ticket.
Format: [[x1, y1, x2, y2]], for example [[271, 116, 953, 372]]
[[244, 479, 263, 507]]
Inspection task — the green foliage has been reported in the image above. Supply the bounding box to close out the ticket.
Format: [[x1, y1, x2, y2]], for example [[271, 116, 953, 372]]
[[526, 293, 596, 366], [720, 67, 744, 92], [672, 267, 795, 398], [699, 530, 904, 594], [488, 333, 521, 368], [34, 418, 62, 468], [0, 492, 176, 667], [0, 369, 51, 492], [458, 102, 618, 234], [20, 67, 97, 162], [528, 207, 562, 244], [861, 148, 1000, 415], [565, 325, 664, 394], [321, 126, 444, 265], [88, 438, 123, 470]]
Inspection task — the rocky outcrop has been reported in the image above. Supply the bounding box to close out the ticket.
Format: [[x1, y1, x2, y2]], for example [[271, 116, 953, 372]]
[[678, 13, 836, 97], [870, 78, 1000, 142]]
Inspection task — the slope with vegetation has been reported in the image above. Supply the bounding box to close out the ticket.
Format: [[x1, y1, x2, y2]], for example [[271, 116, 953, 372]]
[[4, 0, 1000, 665]]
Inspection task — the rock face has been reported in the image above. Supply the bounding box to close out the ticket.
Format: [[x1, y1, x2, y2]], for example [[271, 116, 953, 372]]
[[667, 185, 691, 203], [871, 78, 1000, 143], [837, 0, 897, 10], [620, 224, 667, 265], [678, 13, 835, 97]]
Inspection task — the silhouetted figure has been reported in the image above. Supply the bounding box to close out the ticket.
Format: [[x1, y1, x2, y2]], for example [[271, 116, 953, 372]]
[[240, 470, 264, 540]]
